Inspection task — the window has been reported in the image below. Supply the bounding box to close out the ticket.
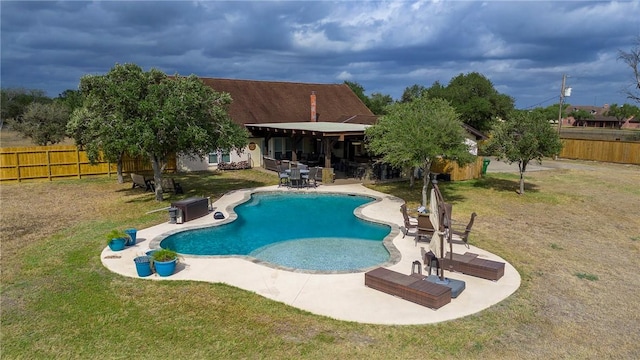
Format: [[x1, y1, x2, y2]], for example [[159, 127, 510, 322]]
[[208, 150, 230, 164]]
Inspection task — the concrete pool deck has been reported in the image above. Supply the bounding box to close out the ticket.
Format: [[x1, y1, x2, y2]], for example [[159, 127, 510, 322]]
[[101, 184, 520, 325]]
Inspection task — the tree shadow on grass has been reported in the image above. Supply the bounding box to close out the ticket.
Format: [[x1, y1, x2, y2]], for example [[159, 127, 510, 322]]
[[118, 170, 275, 204], [176, 171, 273, 198], [470, 174, 540, 194]]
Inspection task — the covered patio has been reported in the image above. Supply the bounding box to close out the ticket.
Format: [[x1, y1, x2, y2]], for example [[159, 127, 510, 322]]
[[246, 122, 401, 181]]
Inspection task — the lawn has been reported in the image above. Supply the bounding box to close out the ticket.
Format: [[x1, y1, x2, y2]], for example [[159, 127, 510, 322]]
[[1, 162, 639, 359]]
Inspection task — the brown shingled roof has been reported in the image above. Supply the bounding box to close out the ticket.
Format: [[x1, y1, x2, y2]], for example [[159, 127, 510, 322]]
[[199, 78, 376, 126]]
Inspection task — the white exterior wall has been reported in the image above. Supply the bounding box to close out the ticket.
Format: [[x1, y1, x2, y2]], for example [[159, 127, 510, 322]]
[[465, 138, 478, 156], [176, 137, 262, 172]]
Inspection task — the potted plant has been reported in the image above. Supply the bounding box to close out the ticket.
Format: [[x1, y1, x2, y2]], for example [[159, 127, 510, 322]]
[[151, 248, 178, 277], [106, 229, 129, 251]]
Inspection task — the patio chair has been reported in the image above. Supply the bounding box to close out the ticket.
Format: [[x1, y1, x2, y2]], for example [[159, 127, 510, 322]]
[[415, 213, 437, 242], [304, 166, 319, 188], [289, 168, 302, 188], [451, 212, 477, 248], [277, 164, 290, 187], [400, 203, 418, 238]]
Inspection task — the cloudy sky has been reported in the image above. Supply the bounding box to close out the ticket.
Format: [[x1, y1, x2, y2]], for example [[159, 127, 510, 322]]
[[2, 1, 639, 109]]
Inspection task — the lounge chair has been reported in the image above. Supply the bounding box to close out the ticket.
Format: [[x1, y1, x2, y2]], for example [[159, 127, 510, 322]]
[[400, 203, 418, 239], [441, 252, 505, 281], [364, 267, 451, 309], [160, 178, 184, 194], [131, 173, 154, 192]]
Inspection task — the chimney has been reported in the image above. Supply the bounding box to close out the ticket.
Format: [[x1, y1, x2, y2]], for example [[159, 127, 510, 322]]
[[310, 91, 317, 122]]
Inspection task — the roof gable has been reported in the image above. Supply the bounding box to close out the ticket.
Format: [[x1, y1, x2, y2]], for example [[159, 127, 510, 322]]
[[199, 78, 375, 126]]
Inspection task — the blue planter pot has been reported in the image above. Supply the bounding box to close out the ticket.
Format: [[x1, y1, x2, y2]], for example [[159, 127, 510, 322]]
[[154, 258, 177, 277], [125, 228, 137, 246], [108, 237, 127, 251], [134, 256, 153, 277]]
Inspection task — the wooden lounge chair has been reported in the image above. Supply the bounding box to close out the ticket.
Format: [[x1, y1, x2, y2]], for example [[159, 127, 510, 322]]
[[364, 267, 451, 309], [400, 203, 418, 239], [441, 252, 505, 281], [131, 173, 154, 192], [160, 178, 184, 194]]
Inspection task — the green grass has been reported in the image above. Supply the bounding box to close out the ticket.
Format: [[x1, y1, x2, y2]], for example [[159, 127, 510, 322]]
[[2, 164, 640, 359], [574, 272, 599, 281]]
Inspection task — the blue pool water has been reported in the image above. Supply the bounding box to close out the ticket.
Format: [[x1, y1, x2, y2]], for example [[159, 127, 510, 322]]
[[160, 192, 391, 271]]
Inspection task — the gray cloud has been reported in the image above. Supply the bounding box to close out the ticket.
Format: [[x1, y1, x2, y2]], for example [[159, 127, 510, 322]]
[[1, 0, 638, 108]]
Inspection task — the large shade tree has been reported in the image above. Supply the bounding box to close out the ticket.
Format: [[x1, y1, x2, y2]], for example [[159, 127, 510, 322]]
[[424, 72, 514, 132], [70, 63, 248, 200], [365, 97, 475, 206], [482, 110, 563, 195]]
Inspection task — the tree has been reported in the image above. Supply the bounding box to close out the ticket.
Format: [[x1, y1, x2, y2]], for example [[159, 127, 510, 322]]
[[424, 73, 515, 132], [400, 84, 427, 103], [365, 97, 475, 206], [11, 102, 69, 145], [568, 108, 594, 126], [343, 81, 369, 107], [529, 103, 570, 124], [69, 64, 149, 184], [1, 88, 51, 127], [55, 89, 83, 113], [73, 63, 248, 201], [618, 36, 640, 103], [367, 92, 394, 115], [482, 110, 563, 195], [605, 103, 640, 129]]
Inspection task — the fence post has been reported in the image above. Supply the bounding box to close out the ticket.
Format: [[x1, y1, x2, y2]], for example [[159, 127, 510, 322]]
[[47, 150, 52, 181], [15, 152, 21, 182], [76, 147, 81, 179]]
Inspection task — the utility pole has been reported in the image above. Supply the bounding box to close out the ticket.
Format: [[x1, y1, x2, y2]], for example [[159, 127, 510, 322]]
[[557, 74, 572, 134]]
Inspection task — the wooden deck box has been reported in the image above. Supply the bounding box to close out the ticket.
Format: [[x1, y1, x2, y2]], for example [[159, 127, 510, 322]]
[[441, 252, 505, 281], [171, 197, 209, 223], [364, 267, 451, 309]]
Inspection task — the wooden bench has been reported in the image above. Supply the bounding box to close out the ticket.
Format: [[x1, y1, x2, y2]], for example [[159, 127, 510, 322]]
[[131, 173, 154, 192], [440, 252, 505, 281], [263, 156, 279, 172], [364, 267, 451, 309]]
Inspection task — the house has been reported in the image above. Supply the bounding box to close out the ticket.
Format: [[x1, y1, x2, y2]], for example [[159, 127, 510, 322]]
[[177, 78, 376, 172], [563, 105, 639, 129]]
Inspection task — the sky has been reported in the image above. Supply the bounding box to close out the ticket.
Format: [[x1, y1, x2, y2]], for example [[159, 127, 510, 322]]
[[2, 1, 639, 109]]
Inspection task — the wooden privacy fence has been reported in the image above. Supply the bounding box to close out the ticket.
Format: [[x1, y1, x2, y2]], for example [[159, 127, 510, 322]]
[[431, 156, 484, 181], [559, 139, 640, 165], [0, 145, 177, 182]]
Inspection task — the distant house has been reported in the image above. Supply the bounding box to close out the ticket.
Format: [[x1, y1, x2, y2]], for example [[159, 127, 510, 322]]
[[177, 78, 376, 172], [563, 105, 639, 129]]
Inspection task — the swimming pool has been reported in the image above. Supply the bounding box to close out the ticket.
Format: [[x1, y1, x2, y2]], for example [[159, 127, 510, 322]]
[[160, 192, 392, 272]]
